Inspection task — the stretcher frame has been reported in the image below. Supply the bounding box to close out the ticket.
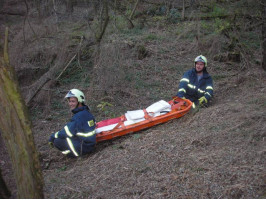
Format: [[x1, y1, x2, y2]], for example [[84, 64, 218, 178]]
[[96, 98, 192, 142]]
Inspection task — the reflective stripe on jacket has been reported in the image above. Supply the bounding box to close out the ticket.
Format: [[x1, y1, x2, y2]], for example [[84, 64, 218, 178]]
[[56, 105, 96, 156], [177, 68, 213, 104]]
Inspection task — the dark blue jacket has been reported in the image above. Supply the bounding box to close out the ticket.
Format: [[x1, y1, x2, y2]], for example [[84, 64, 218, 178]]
[[177, 68, 213, 105], [51, 105, 96, 157]]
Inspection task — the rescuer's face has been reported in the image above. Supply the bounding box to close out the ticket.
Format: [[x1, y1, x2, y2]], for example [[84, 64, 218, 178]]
[[68, 97, 79, 110], [195, 61, 205, 73]]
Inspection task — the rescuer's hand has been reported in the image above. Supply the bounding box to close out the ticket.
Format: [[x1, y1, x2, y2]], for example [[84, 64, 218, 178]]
[[48, 142, 54, 148], [49, 134, 55, 143], [198, 96, 207, 106]]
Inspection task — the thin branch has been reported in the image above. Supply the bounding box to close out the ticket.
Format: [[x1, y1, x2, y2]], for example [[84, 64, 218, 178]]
[[55, 54, 77, 80], [129, 0, 140, 20], [52, 0, 59, 29], [22, 0, 37, 44], [96, 0, 110, 43]]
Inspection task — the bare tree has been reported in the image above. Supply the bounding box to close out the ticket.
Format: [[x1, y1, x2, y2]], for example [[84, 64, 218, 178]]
[[0, 28, 44, 198]]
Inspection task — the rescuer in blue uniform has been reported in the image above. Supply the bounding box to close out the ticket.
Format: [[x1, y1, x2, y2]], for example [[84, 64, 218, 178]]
[[48, 89, 96, 157], [176, 55, 213, 108]]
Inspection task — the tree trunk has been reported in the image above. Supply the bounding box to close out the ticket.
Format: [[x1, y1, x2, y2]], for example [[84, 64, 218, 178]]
[[66, 0, 74, 15], [182, 0, 185, 20], [262, 0, 266, 71], [34, 0, 42, 21], [0, 28, 44, 198], [0, 168, 11, 199]]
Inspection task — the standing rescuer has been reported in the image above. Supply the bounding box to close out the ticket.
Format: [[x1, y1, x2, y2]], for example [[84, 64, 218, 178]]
[[48, 89, 96, 157], [176, 55, 214, 108]]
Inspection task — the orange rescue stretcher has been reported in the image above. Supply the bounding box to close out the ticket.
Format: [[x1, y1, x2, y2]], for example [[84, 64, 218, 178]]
[[96, 97, 192, 143]]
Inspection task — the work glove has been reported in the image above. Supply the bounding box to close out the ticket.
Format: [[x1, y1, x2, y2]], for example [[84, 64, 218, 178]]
[[198, 96, 208, 106], [172, 96, 178, 101], [48, 134, 55, 147], [172, 96, 186, 102], [48, 142, 54, 148], [173, 96, 186, 100]]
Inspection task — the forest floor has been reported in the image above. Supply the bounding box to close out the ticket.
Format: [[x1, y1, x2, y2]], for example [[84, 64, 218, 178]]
[[0, 0, 266, 198]]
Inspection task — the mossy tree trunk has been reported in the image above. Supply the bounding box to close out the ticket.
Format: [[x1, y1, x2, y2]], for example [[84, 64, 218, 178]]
[[0, 28, 44, 198]]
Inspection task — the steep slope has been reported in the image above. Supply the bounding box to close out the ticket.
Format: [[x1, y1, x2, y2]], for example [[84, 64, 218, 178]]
[[40, 66, 265, 198], [0, 0, 265, 198]]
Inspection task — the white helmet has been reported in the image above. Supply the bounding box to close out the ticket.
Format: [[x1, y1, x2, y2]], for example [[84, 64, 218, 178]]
[[194, 55, 207, 67], [65, 89, 85, 103]]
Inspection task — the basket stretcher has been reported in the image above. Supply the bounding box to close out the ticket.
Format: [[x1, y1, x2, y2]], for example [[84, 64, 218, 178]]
[[96, 97, 192, 143]]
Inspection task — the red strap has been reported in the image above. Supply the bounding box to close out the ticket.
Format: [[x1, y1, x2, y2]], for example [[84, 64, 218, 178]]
[[143, 109, 152, 121], [113, 115, 126, 130]]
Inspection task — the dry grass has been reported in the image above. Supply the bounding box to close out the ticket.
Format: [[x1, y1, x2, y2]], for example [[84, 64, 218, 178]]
[[0, 0, 265, 199], [38, 66, 266, 199]]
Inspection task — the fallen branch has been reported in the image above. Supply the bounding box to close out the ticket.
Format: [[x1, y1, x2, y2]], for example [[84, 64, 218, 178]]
[[25, 36, 87, 105], [25, 49, 74, 105], [25, 72, 53, 105]]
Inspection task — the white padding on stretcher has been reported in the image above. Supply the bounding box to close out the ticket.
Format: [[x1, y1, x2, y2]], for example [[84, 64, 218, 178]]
[[149, 108, 172, 117], [96, 100, 172, 134], [124, 118, 145, 126], [96, 118, 146, 133], [125, 110, 144, 121], [146, 100, 171, 113], [96, 123, 118, 133]]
